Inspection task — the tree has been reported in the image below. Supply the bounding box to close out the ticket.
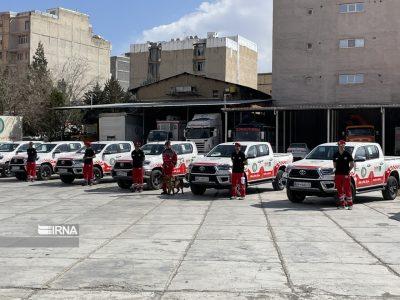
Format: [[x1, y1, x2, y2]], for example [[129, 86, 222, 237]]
[[83, 82, 105, 105], [31, 42, 48, 75], [103, 77, 131, 104]]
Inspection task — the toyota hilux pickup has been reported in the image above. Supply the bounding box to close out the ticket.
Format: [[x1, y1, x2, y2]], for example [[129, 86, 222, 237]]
[[0, 141, 43, 178], [9, 141, 84, 181], [283, 142, 400, 203], [188, 142, 293, 195], [55, 141, 134, 184], [112, 141, 198, 190]]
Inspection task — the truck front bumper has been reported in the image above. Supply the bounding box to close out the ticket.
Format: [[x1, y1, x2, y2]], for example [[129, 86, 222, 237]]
[[9, 164, 26, 173], [111, 169, 132, 181], [54, 166, 83, 177], [286, 178, 336, 196], [189, 173, 231, 189]]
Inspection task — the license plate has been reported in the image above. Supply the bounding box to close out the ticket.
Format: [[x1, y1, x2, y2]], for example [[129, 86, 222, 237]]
[[293, 181, 311, 188], [117, 171, 127, 177], [58, 168, 68, 173], [196, 176, 209, 182], [11, 166, 20, 171]]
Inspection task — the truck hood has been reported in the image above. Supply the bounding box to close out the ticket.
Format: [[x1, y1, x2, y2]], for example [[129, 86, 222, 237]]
[[143, 155, 163, 169], [58, 153, 84, 161], [289, 159, 333, 169], [191, 156, 232, 166]]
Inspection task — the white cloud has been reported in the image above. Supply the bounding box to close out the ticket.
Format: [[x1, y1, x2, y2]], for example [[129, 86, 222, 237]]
[[136, 0, 273, 72]]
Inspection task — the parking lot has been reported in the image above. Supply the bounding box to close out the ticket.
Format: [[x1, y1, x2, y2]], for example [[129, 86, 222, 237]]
[[0, 177, 400, 299]]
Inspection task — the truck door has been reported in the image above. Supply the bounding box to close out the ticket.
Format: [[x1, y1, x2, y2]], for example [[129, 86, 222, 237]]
[[103, 144, 120, 170], [246, 145, 259, 182], [182, 143, 195, 172], [354, 146, 368, 188], [172, 144, 184, 175], [256, 143, 274, 179], [365, 144, 385, 186]]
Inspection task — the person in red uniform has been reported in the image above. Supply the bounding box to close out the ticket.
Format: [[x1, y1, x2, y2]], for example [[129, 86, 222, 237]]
[[26, 142, 37, 182], [333, 140, 354, 209], [82, 141, 95, 186], [231, 142, 247, 200], [131, 141, 145, 192], [161, 141, 177, 195]]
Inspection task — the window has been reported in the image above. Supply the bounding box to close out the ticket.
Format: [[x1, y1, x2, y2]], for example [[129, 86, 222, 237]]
[[0, 34, 3, 46], [194, 61, 205, 72], [307, 8, 314, 15], [105, 144, 119, 154], [194, 43, 205, 56], [366, 145, 379, 160], [355, 147, 366, 159], [18, 35, 28, 44], [69, 143, 82, 152], [181, 143, 193, 154], [339, 74, 364, 85], [0, 52, 2, 60], [56, 144, 69, 152], [25, 21, 30, 31], [212, 90, 219, 98], [339, 3, 364, 13], [256, 144, 269, 157], [119, 143, 131, 153], [247, 146, 257, 158], [17, 53, 23, 60], [307, 43, 313, 50], [339, 38, 364, 48], [172, 144, 183, 155], [0, 20, 3, 27]]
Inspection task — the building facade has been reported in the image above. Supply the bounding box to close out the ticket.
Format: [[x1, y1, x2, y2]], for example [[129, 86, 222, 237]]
[[0, 7, 111, 95], [257, 73, 272, 95], [110, 55, 130, 91], [273, 0, 400, 105], [129, 33, 258, 90]]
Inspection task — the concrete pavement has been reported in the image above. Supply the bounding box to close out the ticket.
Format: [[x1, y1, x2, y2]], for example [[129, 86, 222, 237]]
[[0, 177, 399, 299]]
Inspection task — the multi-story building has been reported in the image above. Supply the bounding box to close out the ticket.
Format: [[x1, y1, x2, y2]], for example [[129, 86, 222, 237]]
[[273, 1, 400, 105], [110, 55, 130, 91], [0, 7, 111, 95], [257, 73, 272, 95], [129, 32, 258, 89]]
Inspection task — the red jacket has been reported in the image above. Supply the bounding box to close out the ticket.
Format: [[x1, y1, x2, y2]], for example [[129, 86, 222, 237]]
[[162, 148, 177, 170]]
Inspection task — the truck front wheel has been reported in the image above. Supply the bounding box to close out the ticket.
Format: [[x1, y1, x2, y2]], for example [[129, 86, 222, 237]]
[[60, 175, 75, 184], [272, 170, 285, 191], [38, 165, 52, 180], [93, 167, 102, 184], [117, 180, 132, 189], [2, 162, 11, 177], [149, 169, 163, 190], [287, 188, 306, 203], [382, 176, 398, 200], [190, 184, 206, 195]]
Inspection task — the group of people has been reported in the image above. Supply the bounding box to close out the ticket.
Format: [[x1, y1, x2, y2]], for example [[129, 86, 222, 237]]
[[23, 139, 354, 207]]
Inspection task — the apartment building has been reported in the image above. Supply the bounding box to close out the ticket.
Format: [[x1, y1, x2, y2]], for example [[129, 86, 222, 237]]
[[273, 1, 400, 105], [129, 32, 258, 89], [257, 73, 272, 95], [0, 7, 111, 95], [110, 55, 130, 91]]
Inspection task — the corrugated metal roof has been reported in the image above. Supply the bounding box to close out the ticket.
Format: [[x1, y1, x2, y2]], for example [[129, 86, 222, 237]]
[[53, 99, 271, 110]]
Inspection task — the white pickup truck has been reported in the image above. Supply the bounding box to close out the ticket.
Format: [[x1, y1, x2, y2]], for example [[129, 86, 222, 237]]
[[112, 141, 198, 190], [54, 141, 133, 184], [284, 142, 400, 202], [9, 141, 84, 181], [188, 142, 293, 195]]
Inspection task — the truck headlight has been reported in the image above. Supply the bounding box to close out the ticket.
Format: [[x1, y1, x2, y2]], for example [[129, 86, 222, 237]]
[[320, 168, 335, 175], [218, 164, 232, 171]]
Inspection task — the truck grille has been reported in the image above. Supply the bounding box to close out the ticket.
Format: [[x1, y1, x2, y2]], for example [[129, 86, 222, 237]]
[[56, 160, 73, 167], [195, 142, 205, 153], [114, 161, 133, 169], [191, 165, 216, 174], [289, 169, 320, 179], [11, 158, 24, 165]]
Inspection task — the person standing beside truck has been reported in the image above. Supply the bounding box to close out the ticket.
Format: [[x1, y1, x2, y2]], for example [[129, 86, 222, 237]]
[[231, 142, 247, 200], [82, 141, 95, 186], [131, 141, 145, 192], [161, 141, 177, 195], [333, 140, 354, 210], [26, 142, 37, 182]]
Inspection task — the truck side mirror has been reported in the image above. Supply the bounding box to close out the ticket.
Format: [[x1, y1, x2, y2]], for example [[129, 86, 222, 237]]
[[354, 156, 366, 162], [228, 130, 232, 139], [260, 131, 265, 140]]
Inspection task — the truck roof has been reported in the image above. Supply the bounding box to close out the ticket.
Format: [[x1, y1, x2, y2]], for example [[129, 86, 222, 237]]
[[319, 142, 380, 147], [218, 141, 271, 147], [346, 125, 374, 129], [91, 141, 134, 144], [146, 141, 195, 145]]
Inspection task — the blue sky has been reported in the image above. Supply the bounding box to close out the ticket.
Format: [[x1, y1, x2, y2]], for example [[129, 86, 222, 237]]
[[0, 0, 273, 71]]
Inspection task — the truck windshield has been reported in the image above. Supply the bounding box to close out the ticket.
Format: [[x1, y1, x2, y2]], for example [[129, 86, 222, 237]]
[[347, 128, 375, 136], [186, 128, 212, 139], [235, 130, 260, 141], [36, 144, 57, 153], [207, 145, 247, 157], [0, 143, 19, 152], [77, 144, 106, 154], [142, 144, 164, 155], [148, 131, 169, 142], [306, 146, 354, 160]]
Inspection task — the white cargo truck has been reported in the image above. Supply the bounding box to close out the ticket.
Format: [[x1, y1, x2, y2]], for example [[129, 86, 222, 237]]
[[185, 113, 222, 154], [147, 116, 186, 143], [99, 113, 142, 142], [0, 116, 23, 142]]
